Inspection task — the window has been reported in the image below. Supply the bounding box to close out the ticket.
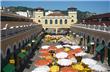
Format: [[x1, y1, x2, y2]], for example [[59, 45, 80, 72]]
[[55, 19, 57, 24], [71, 19, 74, 22], [45, 19, 48, 24], [65, 19, 67, 24], [38, 20, 41, 22], [60, 19, 62, 24], [50, 20, 52, 24]]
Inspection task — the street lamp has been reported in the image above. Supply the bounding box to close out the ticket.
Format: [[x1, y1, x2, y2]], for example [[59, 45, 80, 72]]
[[90, 41, 95, 54], [32, 40, 35, 43], [76, 34, 79, 37], [90, 42, 95, 45], [73, 32, 76, 35], [27, 43, 31, 47]]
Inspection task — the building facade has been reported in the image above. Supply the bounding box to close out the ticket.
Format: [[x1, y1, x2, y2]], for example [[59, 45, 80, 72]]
[[70, 13, 110, 66], [16, 10, 31, 17], [1, 12, 44, 72], [33, 7, 77, 34]]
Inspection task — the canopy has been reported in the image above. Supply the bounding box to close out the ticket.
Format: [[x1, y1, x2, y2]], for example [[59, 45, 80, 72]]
[[56, 52, 68, 59], [96, 44, 104, 52], [34, 59, 50, 66], [18, 51, 28, 59], [57, 59, 72, 66], [3, 64, 15, 72], [32, 66, 50, 72], [82, 58, 97, 66]]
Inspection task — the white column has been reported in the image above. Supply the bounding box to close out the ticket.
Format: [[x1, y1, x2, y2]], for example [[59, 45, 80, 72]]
[[56, 28, 58, 34]]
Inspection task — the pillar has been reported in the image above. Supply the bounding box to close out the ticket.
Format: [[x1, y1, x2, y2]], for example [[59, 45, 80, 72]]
[[104, 48, 108, 62], [55, 28, 58, 34]]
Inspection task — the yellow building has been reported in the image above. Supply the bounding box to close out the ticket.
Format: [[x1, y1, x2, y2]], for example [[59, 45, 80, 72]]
[[33, 7, 77, 34]]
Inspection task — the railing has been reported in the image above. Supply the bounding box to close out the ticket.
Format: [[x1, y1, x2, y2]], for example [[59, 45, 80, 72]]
[[1, 24, 38, 40], [73, 24, 110, 32]]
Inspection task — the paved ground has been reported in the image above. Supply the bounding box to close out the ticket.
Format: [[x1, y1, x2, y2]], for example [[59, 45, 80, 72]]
[[23, 35, 110, 72]]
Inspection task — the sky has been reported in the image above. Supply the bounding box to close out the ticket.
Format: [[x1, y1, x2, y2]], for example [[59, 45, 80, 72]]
[[1, 1, 110, 14]]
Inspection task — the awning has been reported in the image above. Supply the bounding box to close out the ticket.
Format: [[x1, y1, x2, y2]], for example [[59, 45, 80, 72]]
[[87, 43, 91, 47], [3, 64, 15, 72], [35, 37, 42, 44], [18, 51, 28, 59], [96, 44, 104, 52]]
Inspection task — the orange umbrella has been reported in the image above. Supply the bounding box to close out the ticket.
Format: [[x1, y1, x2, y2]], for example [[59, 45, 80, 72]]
[[67, 54, 75, 59], [61, 67, 78, 72], [55, 48, 64, 53], [48, 46, 57, 51], [74, 48, 82, 53], [39, 52, 50, 58], [39, 49, 48, 53], [68, 50, 76, 55], [35, 59, 50, 66], [46, 58, 52, 64]]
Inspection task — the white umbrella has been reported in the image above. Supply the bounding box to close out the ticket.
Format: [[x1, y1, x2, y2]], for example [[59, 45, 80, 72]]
[[57, 59, 72, 66], [56, 45, 63, 49], [32, 66, 50, 72], [89, 64, 107, 72], [41, 45, 50, 49], [56, 52, 68, 59], [71, 42, 77, 45], [63, 44, 71, 48], [70, 45, 81, 49], [70, 58, 77, 63], [75, 51, 87, 56], [81, 58, 97, 66]]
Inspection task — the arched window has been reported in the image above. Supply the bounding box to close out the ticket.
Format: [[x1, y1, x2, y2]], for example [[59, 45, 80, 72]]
[[55, 19, 57, 24], [71, 19, 74, 22], [45, 19, 48, 24], [60, 19, 62, 24], [65, 19, 67, 24], [6, 48, 11, 63], [14, 45, 17, 57], [19, 42, 21, 48], [50, 20, 52, 24], [38, 20, 41, 22]]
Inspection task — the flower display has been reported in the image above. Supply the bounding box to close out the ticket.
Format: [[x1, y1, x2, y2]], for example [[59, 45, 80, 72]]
[[72, 63, 84, 70], [61, 67, 78, 72], [50, 65, 59, 72], [32, 35, 106, 72], [64, 47, 70, 52]]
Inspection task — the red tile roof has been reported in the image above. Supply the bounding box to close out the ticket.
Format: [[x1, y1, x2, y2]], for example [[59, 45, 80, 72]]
[[47, 12, 64, 16]]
